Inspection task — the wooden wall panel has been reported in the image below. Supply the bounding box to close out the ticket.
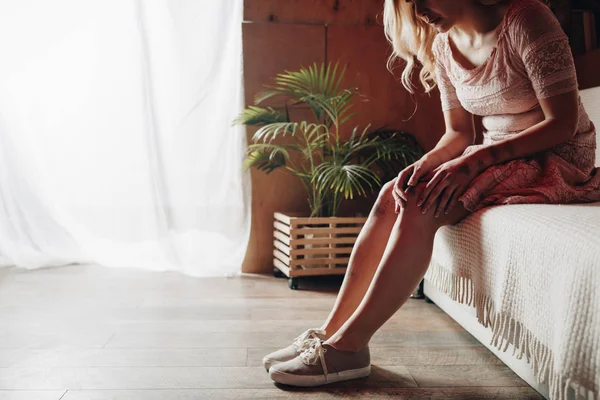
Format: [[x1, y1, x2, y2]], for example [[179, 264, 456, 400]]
[[241, 23, 326, 273], [244, 0, 383, 25], [327, 25, 445, 151], [575, 48, 600, 90], [242, 23, 325, 107]]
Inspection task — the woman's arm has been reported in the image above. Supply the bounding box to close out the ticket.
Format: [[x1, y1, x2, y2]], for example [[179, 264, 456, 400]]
[[467, 1, 580, 171], [468, 88, 579, 171], [423, 105, 476, 166]]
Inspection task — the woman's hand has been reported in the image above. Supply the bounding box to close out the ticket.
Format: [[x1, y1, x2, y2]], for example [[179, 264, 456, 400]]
[[417, 153, 486, 217], [392, 153, 445, 213]]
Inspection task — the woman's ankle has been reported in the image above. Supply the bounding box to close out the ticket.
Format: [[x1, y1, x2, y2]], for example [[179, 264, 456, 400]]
[[319, 324, 340, 340], [323, 334, 367, 353]]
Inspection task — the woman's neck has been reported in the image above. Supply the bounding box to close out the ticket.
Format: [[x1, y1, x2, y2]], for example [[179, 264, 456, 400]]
[[451, 1, 510, 47]]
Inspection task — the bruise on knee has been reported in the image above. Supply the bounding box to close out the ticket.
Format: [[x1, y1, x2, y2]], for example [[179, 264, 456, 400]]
[[374, 197, 394, 217]]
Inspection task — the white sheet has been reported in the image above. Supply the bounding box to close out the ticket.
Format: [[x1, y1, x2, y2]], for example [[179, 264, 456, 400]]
[[424, 202, 600, 400]]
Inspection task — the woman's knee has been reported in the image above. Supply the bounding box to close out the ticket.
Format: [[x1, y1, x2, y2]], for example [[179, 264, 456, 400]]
[[401, 181, 428, 210], [373, 179, 398, 217], [403, 181, 471, 226]]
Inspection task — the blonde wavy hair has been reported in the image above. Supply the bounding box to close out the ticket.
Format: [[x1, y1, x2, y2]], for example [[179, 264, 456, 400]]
[[383, 0, 504, 94]]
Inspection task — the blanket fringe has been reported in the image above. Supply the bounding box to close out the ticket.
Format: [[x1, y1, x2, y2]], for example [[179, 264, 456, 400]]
[[425, 262, 598, 400]]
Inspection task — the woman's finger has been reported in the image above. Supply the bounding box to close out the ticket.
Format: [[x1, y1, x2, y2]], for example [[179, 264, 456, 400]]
[[395, 169, 413, 201], [408, 166, 423, 186], [444, 185, 465, 215], [422, 179, 449, 215], [396, 172, 413, 201], [391, 189, 402, 213], [435, 186, 456, 218], [418, 169, 443, 208], [394, 184, 406, 202]]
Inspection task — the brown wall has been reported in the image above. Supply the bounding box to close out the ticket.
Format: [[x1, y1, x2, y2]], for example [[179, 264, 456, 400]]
[[575, 48, 600, 90], [240, 0, 446, 274]]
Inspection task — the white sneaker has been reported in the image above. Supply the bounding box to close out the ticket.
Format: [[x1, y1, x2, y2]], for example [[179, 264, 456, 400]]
[[269, 341, 371, 387], [262, 328, 328, 371]]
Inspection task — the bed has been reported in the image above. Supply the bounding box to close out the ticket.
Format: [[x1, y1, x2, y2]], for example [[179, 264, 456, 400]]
[[422, 85, 600, 400]]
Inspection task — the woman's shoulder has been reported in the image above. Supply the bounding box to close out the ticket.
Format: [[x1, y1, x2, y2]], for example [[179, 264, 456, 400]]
[[432, 32, 448, 60], [504, 0, 560, 36], [503, 0, 564, 53], [506, 0, 548, 13]]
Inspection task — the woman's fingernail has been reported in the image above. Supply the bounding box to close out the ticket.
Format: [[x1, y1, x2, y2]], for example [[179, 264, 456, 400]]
[[417, 200, 422, 206]]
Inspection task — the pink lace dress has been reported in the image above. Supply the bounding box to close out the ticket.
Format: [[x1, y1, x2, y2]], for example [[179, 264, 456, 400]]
[[433, 0, 600, 213]]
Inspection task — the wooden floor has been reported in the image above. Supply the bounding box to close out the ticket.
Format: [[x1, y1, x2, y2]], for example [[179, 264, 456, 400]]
[[0, 264, 544, 400]]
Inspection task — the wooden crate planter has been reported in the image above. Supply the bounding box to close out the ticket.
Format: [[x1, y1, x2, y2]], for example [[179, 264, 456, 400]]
[[272, 211, 368, 289]]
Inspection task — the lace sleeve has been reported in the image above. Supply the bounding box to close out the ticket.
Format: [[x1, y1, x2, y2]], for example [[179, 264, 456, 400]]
[[433, 35, 461, 111], [510, 3, 578, 100]]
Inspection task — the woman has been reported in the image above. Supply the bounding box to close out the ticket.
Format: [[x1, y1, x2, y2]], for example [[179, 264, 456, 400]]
[[264, 0, 600, 387]]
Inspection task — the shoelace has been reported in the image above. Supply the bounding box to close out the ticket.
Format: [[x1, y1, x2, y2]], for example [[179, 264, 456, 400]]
[[299, 337, 329, 380], [291, 328, 326, 353]]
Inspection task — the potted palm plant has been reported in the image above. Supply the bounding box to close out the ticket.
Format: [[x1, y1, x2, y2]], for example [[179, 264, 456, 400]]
[[234, 61, 423, 289]]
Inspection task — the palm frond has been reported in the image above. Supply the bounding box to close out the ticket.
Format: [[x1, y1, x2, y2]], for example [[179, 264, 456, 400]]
[[300, 131, 330, 160], [243, 144, 291, 173], [345, 130, 424, 179], [253, 62, 356, 126], [252, 121, 328, 144], [311, 162, 380, 200], [251, 122, 299, 143], [232, 106, 288, 126]]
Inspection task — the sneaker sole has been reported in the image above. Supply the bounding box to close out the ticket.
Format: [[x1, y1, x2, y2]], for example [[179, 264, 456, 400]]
[[269, 365, 371, 387], [263, 358, 288, 372]]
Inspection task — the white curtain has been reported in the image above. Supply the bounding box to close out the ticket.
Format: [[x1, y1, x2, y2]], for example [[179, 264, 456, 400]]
[[0, 0, 250, 277]]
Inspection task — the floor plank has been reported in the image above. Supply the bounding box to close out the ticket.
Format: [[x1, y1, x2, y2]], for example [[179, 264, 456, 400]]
[[59, 387, 544, 400], [0, 264, 544, 399], [0, 391, 65, 400], [0, 349, 248, 368]]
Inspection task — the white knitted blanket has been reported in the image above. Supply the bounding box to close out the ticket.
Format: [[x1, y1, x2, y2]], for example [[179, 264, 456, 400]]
[[424, 202, 600, 400]]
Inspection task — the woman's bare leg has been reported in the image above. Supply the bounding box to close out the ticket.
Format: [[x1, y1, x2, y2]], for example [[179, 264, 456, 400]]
[[317, 180, 405, 337], [323, 179, 471, 351]]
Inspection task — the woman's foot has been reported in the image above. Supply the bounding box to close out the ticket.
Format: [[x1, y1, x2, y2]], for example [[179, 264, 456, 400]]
[[269, 340, 371, 387], [262, 328, 329, 371]]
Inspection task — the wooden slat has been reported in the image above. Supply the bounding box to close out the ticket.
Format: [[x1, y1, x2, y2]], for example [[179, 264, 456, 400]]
[[287, 267, 348, 277], [272, 258, 291, 277], [290, 247, 354, 257], [273, 249, 290, 265], [274, 257, 347, 278], [290, 216, 368, 226], [291, 236, 357, 246], [273, 230, 290, 246], [290, 256, 350, 267], [273, 240, 290, 256], [294, 227, 362, 235], [273, 212, 292, 225], [273, 221, 290, 235], [279, 210, 366, 218]]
